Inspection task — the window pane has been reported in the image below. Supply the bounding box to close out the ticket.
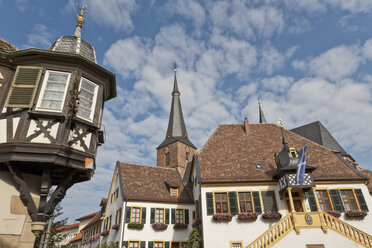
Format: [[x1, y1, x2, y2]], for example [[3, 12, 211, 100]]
[[39, 72, 69, 111], [82, 80, 95, 92], [78, 107, 90, 119], [48, 73, 68, 82], [262, 191, 277, 212], [77, 78, 97, 120], [40, 100, 62, 110]]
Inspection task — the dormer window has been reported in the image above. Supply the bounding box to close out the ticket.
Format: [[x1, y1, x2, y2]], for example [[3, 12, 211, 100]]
[[36, 70, 70, 112], [77, 78, 98, 121], [170, 188, 178, 197]]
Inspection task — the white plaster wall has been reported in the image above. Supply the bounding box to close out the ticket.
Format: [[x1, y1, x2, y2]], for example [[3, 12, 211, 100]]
[[79, 218, 93, 232], [314, 183, 372, 234], [0, 171, 41, 235], [100, 168, 123, 245], [119, 201, 195, 244], [276, 228, 363, 248], [57, 227, 79, 246], [13, 117, 19, 137], [0, 118, 6, 143], [201, 184, 285, 248], [201, 183, 372, 248], [27, 119, 59, 143]]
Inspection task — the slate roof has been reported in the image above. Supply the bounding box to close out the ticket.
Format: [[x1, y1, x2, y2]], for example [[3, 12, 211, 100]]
[[118, 162, 194, 203], [290, 121, 347, 155], [49, 36, 96, 63], [0, 38, 18, 52], [198, 123, 366, 183], [157, 71, 196, 149]]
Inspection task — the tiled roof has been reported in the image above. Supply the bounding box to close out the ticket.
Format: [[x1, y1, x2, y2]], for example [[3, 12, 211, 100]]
[[81, 212, 101, 230], [0, 38, 18, 52], [56, 223, 79, 231], [75, 211, 99, 221], [69, 231, 83, 242], [359, 168, 372, 194], [198, 123, 365, 183], [119, 162, 194, 203]]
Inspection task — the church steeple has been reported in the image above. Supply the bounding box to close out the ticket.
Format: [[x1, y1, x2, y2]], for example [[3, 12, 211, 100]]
[[157, 65, 196, 176], [158, 65, 196, 149], [258, 97, 267, 124]]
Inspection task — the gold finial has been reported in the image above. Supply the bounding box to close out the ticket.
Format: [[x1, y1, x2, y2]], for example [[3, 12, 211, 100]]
[[277, 118, 283, 128], [258, 97, 261, 105], [173, 62, 177, 72], [74, 3, 87, 38]]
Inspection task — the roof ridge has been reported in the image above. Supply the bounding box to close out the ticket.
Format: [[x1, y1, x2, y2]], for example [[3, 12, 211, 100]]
[[119, 162, 179, 171]]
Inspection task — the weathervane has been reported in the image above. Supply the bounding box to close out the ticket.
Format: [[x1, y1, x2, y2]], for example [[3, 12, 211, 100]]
[[73, 2, 88, 38], [277, 118, 283, 128]]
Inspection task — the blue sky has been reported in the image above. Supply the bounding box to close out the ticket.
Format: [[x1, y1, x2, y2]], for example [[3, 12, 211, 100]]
[[1, 0, 372, 222]]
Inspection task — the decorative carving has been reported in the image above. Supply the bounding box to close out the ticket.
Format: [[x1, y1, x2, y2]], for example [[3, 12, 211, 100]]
[[67, 72, 81, 130], [68, 126, 90, 151], [6, 162, 38, 221], [26, 119, 58, 142], [44, 170, 75, 218], [37, 168, 51, 221]]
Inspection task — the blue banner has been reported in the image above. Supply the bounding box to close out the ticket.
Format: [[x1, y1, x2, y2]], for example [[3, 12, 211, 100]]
[[295, 145, 308, 184]]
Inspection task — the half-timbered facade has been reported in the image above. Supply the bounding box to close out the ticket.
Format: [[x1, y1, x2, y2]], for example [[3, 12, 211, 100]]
[[0, 8, 116, 248]]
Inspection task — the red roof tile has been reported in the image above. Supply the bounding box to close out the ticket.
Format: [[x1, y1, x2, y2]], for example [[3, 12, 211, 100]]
[[56, 223, 79, 231], [69, 231, 83, 242], [119, 162, 194, 203], [75, 211, 100, 221], [198, 124, 365, 183]]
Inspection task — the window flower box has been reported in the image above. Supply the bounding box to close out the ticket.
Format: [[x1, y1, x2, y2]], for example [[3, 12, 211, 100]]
[[326, 210, 341, 218], [100, 230, 109, 236], [112, 224, 120, 230], [238, 212, 257, 221], [262, 211, 282, 220], [127, 223, 144, 230], [174, 223, 188, 230], [152, 223, 168, 231], [212, 213, 232, 222], [192, 218, 201, 228], [344, 210, 368, 218]]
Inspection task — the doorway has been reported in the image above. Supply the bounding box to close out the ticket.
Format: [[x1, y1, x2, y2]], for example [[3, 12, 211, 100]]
[[284, 190, 305, 212]]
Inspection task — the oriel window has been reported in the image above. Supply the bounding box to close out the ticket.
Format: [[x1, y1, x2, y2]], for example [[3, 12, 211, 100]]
[[37, 71, 70, 111], [77, 78, 98, 121]]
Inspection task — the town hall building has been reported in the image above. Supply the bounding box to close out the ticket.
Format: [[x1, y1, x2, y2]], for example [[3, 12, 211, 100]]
[[75, 67, 372, 248]]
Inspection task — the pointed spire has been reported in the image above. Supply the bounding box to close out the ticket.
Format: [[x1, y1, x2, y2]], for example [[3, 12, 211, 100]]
[[258, 98, 267, 124], [73, 3, 87, 38], [157, 65, 196, 149], [173, 62, 180, 94], [278, 119, 289, 150]]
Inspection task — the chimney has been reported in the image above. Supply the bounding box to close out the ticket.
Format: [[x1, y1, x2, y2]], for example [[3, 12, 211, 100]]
[[244, 117, 250, 135]]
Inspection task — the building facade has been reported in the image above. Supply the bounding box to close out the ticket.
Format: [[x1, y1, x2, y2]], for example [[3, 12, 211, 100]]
[[0, 8, 116, 248]]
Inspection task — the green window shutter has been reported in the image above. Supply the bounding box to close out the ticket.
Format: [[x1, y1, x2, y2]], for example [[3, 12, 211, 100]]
[[123, 241, 128, 248], [165, 208, 170, 224], [141, 241, 146, 248], [306, 190, 318, 212], [150, 208, 155, 224], [125, 207, 131, 223], [206, 192, 214, 215], [142, 207, 146, 224], [354, 189, 369, 212], [228, 191, 238, 215], [329, 189, 345, 212], [165, 241, 170, 248], [5, 66, 43, 108], [148, 241, 153, 248], [171, 208, 175, 224], [185, 209, 189, 224], [252, 191, 262, 214]]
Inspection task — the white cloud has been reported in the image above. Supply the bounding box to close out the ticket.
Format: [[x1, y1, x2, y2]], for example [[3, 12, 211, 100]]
[[65, 0, 138, 32], [164, 0, 206, 30], [258, 43, 291, 75], [362, 39, 372, 60], [325, 0, 372, 13], [15, 0, 27, 12], [26, 24, 56, 48], [261, 75, 294, 93]]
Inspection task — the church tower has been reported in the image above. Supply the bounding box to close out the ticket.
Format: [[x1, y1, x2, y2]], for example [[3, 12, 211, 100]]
[[156, 67, 196, 176]]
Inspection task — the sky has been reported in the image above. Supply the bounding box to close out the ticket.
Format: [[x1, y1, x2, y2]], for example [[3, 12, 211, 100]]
[[1, 0, 372, 223]]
